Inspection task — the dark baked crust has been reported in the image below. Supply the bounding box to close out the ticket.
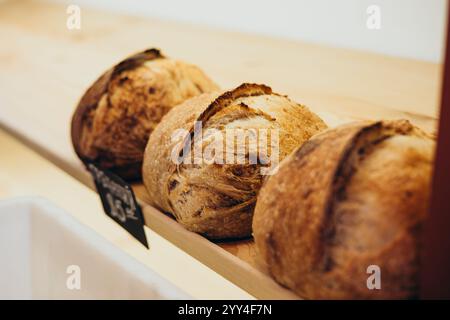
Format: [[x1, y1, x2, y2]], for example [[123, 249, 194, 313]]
[[143, 83, 327, 239], [253, 120, 435, 299], [71, 49, 163, 179], [71, 48, 218, 180]]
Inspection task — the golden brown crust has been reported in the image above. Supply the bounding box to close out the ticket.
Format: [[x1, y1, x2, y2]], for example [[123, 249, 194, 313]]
[[253, 119, 435, 299], [142, 83, 327, 239], [71, 48, 219, 180]]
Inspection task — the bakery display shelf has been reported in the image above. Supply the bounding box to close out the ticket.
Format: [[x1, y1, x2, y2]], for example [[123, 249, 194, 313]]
[[0, 0, 441, 299], [132, 112, 437, 300]]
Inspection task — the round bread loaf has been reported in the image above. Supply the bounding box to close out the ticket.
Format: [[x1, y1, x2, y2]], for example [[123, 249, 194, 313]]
[[71, 48, 219, 180], [142, 83, 327, 239], [253, 120, 435, 299]]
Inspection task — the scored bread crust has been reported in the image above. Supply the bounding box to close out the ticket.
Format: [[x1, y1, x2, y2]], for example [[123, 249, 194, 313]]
[[142, 83, 327, 239], [253, 119, 435, 299], [71, 48, 219, 180]]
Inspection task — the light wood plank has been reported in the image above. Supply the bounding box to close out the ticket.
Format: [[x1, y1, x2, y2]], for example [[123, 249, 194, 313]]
[[0, 0, 442, 299]]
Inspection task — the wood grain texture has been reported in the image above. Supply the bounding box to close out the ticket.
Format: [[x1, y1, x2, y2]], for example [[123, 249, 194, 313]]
[[0, 0, 441, 299]]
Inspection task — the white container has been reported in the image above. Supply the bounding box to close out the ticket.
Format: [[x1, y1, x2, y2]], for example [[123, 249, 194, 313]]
[[0, 197, 190, 299]]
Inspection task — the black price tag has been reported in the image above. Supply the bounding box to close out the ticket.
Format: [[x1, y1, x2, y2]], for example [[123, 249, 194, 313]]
[[86, 162, 148, 248]]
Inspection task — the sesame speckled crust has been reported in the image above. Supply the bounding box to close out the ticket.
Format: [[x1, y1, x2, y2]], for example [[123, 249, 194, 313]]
[[253, 119, 435, 299], [71, 48, 219, 180]]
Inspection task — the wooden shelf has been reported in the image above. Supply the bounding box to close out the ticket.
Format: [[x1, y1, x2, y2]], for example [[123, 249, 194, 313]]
[[0, 0, 441, 299]]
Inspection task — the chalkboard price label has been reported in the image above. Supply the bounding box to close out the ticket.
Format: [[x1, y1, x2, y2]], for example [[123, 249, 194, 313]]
[[86, 162, 148, 248]]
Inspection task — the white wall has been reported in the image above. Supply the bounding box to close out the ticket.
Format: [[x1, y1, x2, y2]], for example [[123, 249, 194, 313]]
[[59, 0, 448, 62]]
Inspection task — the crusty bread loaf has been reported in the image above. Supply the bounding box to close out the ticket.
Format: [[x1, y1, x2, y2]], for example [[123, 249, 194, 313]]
[[71, 48, 219, 180], [253, 120, 435, 299], [142, 83, 327, 239]]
